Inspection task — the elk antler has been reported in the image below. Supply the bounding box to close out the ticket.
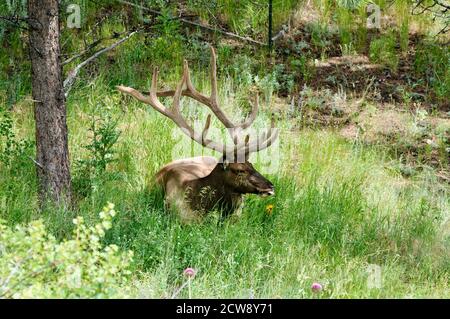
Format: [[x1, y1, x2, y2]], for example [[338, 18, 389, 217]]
[[117, 46, 277, 159]]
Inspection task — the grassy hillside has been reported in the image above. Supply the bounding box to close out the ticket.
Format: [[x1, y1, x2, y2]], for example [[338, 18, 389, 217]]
[[0, 0, 449, 298]]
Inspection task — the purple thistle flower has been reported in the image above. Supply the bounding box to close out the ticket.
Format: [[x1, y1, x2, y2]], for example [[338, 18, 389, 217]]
[[311, 282, 323, 292], [183, 267, 196, 278]]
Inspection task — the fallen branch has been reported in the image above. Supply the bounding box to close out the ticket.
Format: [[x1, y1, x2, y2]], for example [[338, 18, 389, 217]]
[[271, 25, 288, 42], [28, 156, 44, 170], [62, 46, 93, 66], [116, 0, 265, 46], [63, 30, 139, 97], [62, 29, 132, 65]]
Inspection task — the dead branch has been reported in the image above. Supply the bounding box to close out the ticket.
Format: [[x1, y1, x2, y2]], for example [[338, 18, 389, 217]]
[[116, 0, 265, 46], [272, 25, 287, 42], [62, 33, 120, 65], [62, 46, 93, 66], [412, 0, 450, 15], [411, 0, 449, 35], [63, 30, 139, 97], [27, 156, 44, 170]]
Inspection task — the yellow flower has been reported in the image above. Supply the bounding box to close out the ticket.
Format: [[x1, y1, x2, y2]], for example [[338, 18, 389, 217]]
[[266, 204, 274, 215]]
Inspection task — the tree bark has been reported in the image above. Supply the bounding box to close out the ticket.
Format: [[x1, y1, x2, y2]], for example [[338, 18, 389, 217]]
[[28, 0, 71, 206]]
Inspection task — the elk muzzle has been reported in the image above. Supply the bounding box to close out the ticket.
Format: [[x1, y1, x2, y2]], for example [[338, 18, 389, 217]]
[[249, 172, 275, 197]]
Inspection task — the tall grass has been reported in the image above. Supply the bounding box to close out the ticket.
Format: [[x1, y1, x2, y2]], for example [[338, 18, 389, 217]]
[[3, 66, 448, 297], [0, 2, 449, 298]]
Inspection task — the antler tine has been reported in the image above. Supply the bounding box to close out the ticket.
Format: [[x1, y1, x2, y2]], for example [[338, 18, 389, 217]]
[[231, 128, 240, 161], [184, 59, 196, 95], [223, 130, 249, 162], [171, 65, 188, 115], [240, 93, 259, 129], [209, 46, 219, 106], [183, 55, 234, 128], [244, 116, 279, 154], [118, 64, 225, 153], [117, 67, 170, 117], [156, 47, 255, 131], [209, 46, 259, 131], [245, 134, 250, 146], [117, 47, 277, 158], [150, 67, 159, 96], [169, 69, 227, 153], [202, 114, 211, 143]]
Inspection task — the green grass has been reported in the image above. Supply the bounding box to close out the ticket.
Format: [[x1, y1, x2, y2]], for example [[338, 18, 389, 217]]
[[1, 2, 449, 298], [369, 32, 399, 72], [1, 70, 448, 297]]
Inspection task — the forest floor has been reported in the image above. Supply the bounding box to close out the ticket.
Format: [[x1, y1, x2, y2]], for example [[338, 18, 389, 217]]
[[270, 20, 450, 183]]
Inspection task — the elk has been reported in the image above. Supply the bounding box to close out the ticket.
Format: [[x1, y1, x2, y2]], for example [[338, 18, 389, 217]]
[[117, 46, 278, 223]]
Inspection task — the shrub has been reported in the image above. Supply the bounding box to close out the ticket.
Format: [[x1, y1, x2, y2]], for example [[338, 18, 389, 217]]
[[73, 109, 121, 199], [306, 22, 334, 58], [414, 41, 450, 103], [81, 113, 121, 174], [291, 55, 314, 83], [0, 203, 133, 298], [0, 107, 33, 170], [369, 33, 399, 72]]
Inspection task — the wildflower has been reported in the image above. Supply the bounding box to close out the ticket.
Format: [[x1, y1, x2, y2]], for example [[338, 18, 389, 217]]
[[266, 204, 274, 215], [311, 282, 322, 293], [183, 267, 196, 299], [183, 267, 196, 278]]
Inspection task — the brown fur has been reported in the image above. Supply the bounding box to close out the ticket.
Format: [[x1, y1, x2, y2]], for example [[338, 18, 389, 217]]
[[156, 156, 274, 223]]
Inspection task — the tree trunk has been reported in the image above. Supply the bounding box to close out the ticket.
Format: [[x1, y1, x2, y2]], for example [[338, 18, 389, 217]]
[[28, 0, 71, 206]]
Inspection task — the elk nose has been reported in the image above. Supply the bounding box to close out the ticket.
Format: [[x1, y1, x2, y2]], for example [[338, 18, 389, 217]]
[[260, 187, 275, 197]]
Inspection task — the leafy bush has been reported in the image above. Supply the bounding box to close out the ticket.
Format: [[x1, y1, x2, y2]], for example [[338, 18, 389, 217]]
[[226, 54, 255, 88], [0, 107, 33, 169], [306, 22, 334, 57], [0, 203, 133, 298], [81, 113, 121, 174], [369, 33, 399, 72], [414, 41, 450, 103], [291, 55, 314, 83], [255, 70, 279, 106], [273, 64, 295, 95], [73, 109, 121, 199]]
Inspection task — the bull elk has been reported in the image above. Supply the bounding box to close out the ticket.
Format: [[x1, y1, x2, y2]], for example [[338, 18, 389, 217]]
[[117, 46, 278, 223]]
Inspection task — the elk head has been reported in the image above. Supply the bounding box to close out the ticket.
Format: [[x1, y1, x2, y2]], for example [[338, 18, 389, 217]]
[[217, 160, 275, 196], [117, 46, 278, 200]]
